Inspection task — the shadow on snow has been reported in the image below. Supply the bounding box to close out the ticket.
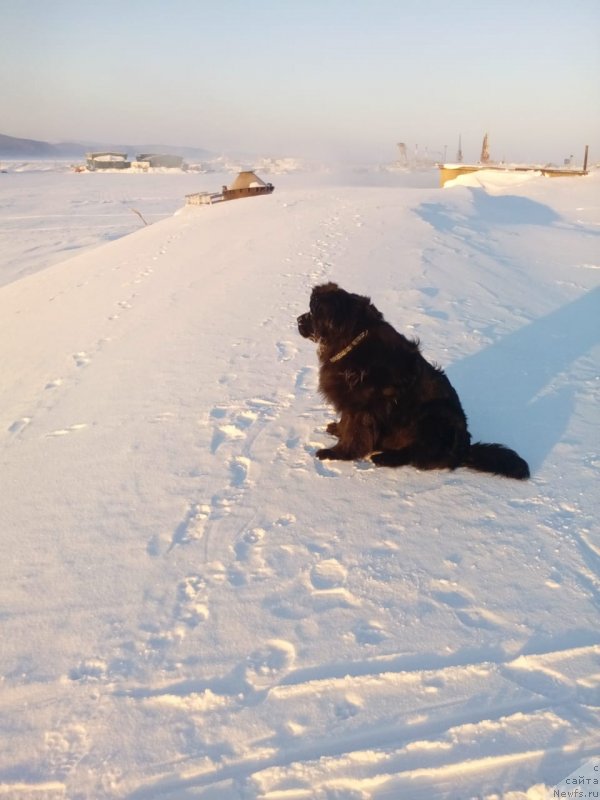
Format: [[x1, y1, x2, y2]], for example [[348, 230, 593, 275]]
[[447, 286, 599, 474]]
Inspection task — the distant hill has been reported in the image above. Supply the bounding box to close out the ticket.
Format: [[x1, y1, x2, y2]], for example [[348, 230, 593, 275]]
[[0, 132, 83, 158], [0, 132, 215, 161]]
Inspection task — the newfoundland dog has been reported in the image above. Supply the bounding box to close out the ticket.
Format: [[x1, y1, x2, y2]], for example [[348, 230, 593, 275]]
[[297, 282, 529, 479]]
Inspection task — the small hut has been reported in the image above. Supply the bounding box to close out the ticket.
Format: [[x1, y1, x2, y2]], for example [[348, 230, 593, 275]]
[[185, 170, 274, 206], [223, 171, 274, 200]]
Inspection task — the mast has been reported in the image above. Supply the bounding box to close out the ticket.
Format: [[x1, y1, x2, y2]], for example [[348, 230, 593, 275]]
[[480, 133, 490, 163], [396, 142, 408, 167], [457, 134, 463, 163]]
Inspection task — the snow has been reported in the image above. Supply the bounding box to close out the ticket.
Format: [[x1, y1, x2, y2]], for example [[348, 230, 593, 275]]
[[0, 164, 599, 800]]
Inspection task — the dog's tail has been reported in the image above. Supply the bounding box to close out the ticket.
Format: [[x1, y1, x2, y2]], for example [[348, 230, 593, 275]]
[[464, 442, 530, 480]]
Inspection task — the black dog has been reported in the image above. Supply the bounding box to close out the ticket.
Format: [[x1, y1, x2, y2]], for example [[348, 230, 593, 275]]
[[297, 282, 529, 479]]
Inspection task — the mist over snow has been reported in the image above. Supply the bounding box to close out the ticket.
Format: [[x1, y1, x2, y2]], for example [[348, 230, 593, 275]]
[[0, 162, 599, 800]]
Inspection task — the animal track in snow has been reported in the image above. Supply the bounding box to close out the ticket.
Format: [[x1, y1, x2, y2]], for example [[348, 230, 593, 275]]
[[175, 575, 209, 627], [73, 351, 90, 367], [230, 456, 251, 487], [308, 558, 359, 611], [176, 400, 274, 553], [209, 406, 258, 453], [46, 423, 88, 438], [430, 579, 511, 631], [309, 558, 348, 590], [69, 657, 108, 682], [8, 416, 31, 434], [455, 607, 511, 631], [45, 378, 63, 390], [211, 423, 246, 452], [431, 585, 474, 609], [150, 410, 176, 424], [276, 340, 297, 362], [294, 366, 317, 392], [353, 620, 389, 645], [334, 693, 364, 719], [234, 527, 265, 561], [244, 639, 297, 689], [44, 724, 89, 778], [231, 527, 273, 585], [267, 552, 360, 620], [209, 397, 278, 454], [168, 503, 211, 551], [311, 451, 342, 478], [133, 267, 153, 284]]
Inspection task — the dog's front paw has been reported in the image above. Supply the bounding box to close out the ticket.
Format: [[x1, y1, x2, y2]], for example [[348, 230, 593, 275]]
[[370, 451, 388, 466], [371, 450, 410, 467], [316, 447, 336, 460]]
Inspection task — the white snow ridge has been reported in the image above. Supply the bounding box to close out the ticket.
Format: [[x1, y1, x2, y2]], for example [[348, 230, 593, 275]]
[[0, 167, 599, 799]]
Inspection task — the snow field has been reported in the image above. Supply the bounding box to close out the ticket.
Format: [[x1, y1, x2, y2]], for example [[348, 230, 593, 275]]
[[0, 168, 599, 799]]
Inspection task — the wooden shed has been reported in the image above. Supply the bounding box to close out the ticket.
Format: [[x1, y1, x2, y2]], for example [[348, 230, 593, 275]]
[[223, 171, 274, 200], [185, 171, 274, 206]]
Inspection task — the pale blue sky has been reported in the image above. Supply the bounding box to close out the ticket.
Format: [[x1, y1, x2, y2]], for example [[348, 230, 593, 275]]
[[1, 0, 598, 162]]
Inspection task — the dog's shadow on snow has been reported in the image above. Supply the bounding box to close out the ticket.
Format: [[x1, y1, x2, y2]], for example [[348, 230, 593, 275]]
[[446, 286, 599, 474]]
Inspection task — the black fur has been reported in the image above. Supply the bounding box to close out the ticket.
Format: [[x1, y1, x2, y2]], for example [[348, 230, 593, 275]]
[[297, 282, 530, 480]]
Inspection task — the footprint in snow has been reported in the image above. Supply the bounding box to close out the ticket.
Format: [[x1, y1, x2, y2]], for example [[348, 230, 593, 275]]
[[294, 366, 316, 392], [266, 555, 360, 620], [167, 503, 211, 551], [73, 351, 90, 367], [8, 417, 31, 435], [230, 456, 251, 487], [175, 575, 209, 628], [68, 657, 108, 682], [313, 455, 342, 478], [44, 724, 89, 778], [46, 423, 88, 438], [209, 407, 256, 453], [309, 558, 348, 590], [334, 693, 364, 719], [230, 527, 273, 586], [430, 579, 511, 631], [308, 557, 360, 612], [209, 399, 275, 453], [276, 340, 297, 362], [234, 527, 266, 562], [211, 423, 246, 453], [353, 620, 389, 645], [244, 639, 296, 689], [45, 378, 63, 390]]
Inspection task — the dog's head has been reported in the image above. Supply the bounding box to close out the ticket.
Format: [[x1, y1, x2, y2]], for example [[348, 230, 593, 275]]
[[297, 282, 382, 346]]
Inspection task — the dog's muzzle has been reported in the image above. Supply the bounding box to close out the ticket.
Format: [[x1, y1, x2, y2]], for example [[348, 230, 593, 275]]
[[297, 312, 314, 339]]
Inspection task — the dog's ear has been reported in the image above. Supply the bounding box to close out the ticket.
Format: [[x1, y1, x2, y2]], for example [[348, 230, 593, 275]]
[[308, 287, 346, 341]]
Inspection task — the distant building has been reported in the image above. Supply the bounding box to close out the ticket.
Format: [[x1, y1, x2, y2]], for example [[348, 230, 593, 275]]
[[136, 154, 185, 169], [86, 152, 130, 170]]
